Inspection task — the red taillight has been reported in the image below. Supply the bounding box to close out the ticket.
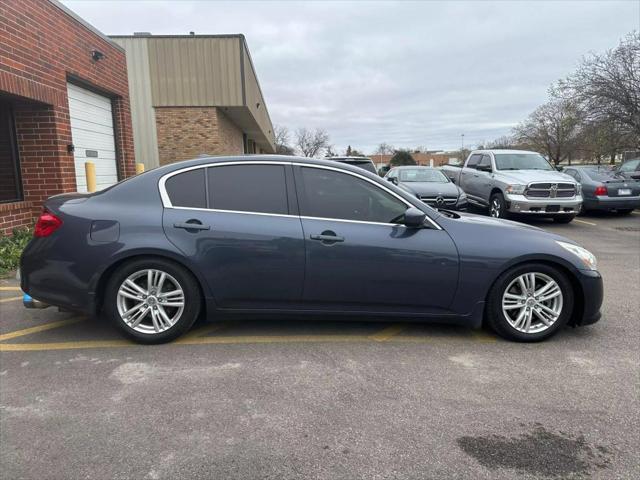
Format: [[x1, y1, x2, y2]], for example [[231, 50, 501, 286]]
[[34, 210, 63, 237], [594, 185, 607, 196]]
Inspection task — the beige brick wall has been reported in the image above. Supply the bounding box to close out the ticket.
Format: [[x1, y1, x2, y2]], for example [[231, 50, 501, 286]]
[[217, 109, 244, 155], [155, 107, 244, 165]]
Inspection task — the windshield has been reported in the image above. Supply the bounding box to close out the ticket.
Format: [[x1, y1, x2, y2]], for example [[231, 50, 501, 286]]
[[399, 169, 448, 183], [494, 153, 554, 171]]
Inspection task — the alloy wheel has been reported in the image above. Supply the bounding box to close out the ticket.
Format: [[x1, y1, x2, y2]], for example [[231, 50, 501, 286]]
[[490, 198, 502, 217], [501, 272, 563, 334], [116, 269, 185, 334]]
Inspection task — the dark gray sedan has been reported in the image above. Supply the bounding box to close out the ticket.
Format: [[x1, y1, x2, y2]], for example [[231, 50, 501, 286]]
[[20, 156, 602, 344], [564, 165, 640, 213], [385, 166, 468, 210]]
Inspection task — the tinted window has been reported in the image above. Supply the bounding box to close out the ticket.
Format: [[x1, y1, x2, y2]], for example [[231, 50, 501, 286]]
[[466, 154, 482, 168], [300, 167, 407, 223], [208, 164, 288, 214], [478, 155, 492, 169], [165, 168, 206, 208]]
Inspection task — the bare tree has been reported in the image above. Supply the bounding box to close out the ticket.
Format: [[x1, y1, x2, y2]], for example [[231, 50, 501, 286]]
[[557, 32, 640, 145], [274, 125, 295, 155], [295, 128, 330, 158], [513, 98, 582, 165], [374, 143, 395, 155], [487, 135, 522, 150]]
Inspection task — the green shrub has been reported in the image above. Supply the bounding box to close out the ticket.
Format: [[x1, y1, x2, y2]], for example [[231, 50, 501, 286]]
[[390, 150, 417, 166], [0, 228, 32, 276]]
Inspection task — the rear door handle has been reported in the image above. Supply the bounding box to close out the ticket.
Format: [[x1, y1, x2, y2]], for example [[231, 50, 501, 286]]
[[173, 221, 210, 231], [310, 234, 344, 243]]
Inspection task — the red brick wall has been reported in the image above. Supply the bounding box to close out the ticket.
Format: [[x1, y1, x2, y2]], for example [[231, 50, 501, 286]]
[[0, 0, 135, 235]]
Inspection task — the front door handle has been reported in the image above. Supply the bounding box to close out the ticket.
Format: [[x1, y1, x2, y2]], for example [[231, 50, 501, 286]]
[[310, 231, 344, 243], [173, 221, 210, 231]]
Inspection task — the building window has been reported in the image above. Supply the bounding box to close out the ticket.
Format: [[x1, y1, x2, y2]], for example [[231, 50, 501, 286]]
[[0, 102, 22, 203]]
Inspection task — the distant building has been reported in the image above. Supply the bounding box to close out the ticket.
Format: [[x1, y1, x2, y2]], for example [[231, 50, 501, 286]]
[[371, 152, 458, 168], [111, 34, 276, 169]]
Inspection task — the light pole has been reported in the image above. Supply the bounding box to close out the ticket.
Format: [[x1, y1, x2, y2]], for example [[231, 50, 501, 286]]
[[461, 133, 465, 151]]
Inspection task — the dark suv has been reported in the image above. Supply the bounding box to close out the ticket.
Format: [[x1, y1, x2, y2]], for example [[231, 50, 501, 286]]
[[327, 156, 377, 174]]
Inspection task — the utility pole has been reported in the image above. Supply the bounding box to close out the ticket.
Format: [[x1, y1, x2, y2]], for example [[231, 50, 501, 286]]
[[461, 133, 465, 150]]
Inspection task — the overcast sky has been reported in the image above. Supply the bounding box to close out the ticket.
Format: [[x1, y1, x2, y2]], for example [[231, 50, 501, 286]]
[[63, 0, 638, 154]]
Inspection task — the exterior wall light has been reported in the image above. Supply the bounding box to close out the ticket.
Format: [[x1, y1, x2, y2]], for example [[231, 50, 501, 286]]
[[91, 50, 105, 61]]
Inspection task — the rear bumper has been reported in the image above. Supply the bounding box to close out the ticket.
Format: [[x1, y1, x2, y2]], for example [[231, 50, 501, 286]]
[[504, 194, 582, 214], [574, 269, 603, 326], [584, 196, 640, 211]]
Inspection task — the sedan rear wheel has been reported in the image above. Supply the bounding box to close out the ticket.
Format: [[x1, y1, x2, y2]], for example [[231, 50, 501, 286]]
[[486, 263, 573, 341], [105, 258, 201, 343]]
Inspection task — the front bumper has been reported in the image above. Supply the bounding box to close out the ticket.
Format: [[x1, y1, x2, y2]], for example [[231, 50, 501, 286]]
[[584, 195, 640, 211], [573, 269, 603, 326], [504, 194, 582, 215]]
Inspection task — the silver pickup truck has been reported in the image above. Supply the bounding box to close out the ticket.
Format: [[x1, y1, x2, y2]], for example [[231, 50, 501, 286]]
[[440, 149, 582, 223]]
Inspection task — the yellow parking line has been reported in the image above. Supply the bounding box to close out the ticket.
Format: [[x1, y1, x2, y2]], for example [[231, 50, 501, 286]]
[[0, 317, 84, 342], [574, 219, 597, 226], [0, 331, 501, 352], [174, 322, 230, 342], [0, 286, 21, 291], [0, 339, 133, 352], [369, 324, 406, 342], [0, 296, 22, 304]]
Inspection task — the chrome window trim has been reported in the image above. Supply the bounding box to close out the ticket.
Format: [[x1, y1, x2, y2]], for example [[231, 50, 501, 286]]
[[158, 160, 442, 230]]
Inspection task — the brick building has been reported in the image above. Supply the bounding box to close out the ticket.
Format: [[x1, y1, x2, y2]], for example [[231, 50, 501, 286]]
[[111, 34, 276, 169], [0, 0, 136, 234], [372, 152, 460, 168]]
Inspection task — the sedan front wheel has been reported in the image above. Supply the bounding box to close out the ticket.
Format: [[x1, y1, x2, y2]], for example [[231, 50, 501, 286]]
[[486, 263, 574, 341]]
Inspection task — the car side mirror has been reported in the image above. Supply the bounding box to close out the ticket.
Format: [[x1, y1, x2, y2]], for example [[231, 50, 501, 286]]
[[402, 207, 426, 228], [476, 164, 492, 173], [387, 177, 397, 184], [556, 165, 564, 172]]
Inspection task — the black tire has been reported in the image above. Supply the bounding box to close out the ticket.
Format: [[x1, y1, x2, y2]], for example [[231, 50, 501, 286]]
[[617, 209, 633, 215], [489, 192, 509, 219], [552, 215, 576, 224], [485, 263, 574, 342], [104, 257, 201, 344]]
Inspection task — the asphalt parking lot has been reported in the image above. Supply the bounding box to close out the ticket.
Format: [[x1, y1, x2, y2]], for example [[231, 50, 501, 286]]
[[1, 211, 639, 479]]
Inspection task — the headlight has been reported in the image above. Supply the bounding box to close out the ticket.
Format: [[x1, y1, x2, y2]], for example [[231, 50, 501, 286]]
[[458, 191, 467, 199], [576, 183, 582, 195], [556, 241, 597, 270], [506, 184, 526, 195]]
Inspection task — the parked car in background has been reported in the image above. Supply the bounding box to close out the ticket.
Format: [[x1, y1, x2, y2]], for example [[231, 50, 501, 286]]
[[327, 156, 377, 174], [385, 166, 468, 210], [612, 158, 640, 181], [440, 150, 582, 223], [564, 165, 640, 214], [20, 155, 602, 344], [378, 164, 391, 177]]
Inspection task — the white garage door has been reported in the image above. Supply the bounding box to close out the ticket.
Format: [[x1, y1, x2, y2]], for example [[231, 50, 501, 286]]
[[67, 83, 118, 192]]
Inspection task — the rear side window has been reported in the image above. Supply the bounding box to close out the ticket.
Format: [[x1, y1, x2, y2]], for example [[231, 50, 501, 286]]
[[300, 167, 407, 223], [208, 164, 288, 214], [165, 168, 206, 208]]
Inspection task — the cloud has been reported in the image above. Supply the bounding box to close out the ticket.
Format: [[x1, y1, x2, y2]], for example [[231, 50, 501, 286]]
[[64, 0, 638, 152]]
